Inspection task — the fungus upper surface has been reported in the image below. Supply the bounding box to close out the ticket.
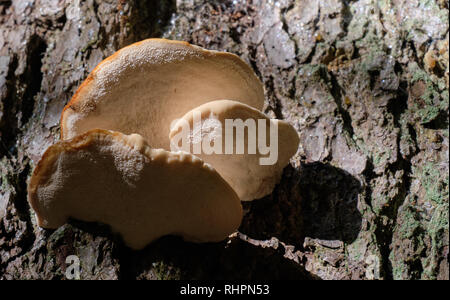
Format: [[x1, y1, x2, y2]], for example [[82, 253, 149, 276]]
[[61, 39, 265, 150], [169, 100, 300, 201], [28, 129, 242, 250]]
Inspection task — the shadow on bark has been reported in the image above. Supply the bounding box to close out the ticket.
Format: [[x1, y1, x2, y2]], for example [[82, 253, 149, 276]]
[[125, 0, 176, 44], [240, 162, 362, 248], [299, 162, 362, 243], [118, 235, 319, 280], [68, 218, 318, 279]]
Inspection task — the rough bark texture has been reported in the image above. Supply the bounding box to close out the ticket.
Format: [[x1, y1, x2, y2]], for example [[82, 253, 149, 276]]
[[0, 0, 448, 280]]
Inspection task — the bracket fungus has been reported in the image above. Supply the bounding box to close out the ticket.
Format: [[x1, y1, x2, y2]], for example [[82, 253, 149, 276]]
[[60, 39, 265, 150], [169, 100, 300, 201], [28, 39, 301, 249], [28, 130, 242, 250]]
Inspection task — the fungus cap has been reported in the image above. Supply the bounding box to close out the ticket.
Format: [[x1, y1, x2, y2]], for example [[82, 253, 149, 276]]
[[61, 39, 265, 150], [28, 129, 242, 250], [169, 100, 300, 201]]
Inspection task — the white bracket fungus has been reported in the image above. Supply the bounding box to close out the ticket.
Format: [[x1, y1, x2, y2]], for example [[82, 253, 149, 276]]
[[169, 100, 299, 201], [28, 39, 300, 249], [28, 130, 242, 250], [60, 39, 265, 150]]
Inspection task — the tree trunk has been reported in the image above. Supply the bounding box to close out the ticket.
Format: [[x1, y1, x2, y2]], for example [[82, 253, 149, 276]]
[[0, 0, 448, 280]]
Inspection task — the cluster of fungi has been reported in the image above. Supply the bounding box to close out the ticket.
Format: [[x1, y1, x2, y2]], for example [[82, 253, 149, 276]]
[[28, 39, 299, 250]]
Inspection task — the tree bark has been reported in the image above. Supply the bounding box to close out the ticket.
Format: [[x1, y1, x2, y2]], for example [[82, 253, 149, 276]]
[[0, 0, 448, 280]]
